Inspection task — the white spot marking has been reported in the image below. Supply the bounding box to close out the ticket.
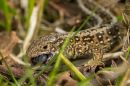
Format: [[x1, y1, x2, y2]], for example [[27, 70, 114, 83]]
[[100, 41, 103, 44], [98, 35, 102, 38], [108, 31, 111, 34], [91, 41, 94, 43], [107, 38, 111, 41], [79, 50, 82, 52]]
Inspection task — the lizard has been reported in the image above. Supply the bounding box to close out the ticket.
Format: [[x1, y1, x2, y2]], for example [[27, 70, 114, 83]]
[[26, 0, 128, 69]]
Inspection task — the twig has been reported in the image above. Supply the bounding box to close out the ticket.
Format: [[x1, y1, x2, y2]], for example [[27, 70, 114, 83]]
[[18, 5, 39, 58], [91, 0, 117, 25], [103, 52, 124, 61], [10, 54, 27, 65], [77, 0, 103, 28], [97, 61, 128, 83], [23, 6, 39, 53]]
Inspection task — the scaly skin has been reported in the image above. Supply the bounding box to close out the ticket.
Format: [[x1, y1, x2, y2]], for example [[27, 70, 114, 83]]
[[27, 24, 125, 66], [26, 0, 127, 67]]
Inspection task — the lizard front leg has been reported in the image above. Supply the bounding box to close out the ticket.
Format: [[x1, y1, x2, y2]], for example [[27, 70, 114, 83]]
[[83, 47, 104, 72]]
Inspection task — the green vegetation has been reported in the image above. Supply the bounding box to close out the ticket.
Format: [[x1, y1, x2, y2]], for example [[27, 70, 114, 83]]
[[0, 0, 129, 86]]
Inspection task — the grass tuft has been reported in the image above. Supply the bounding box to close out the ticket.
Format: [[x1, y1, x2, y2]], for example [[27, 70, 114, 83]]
[[0, 0, 15, 32]]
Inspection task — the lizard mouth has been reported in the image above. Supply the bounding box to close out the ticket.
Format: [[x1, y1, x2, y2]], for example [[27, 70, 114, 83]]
[[31, 52, 54, 66]]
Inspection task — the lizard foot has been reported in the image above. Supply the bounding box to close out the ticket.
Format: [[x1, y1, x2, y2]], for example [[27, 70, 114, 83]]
[[81, 60, 104, 73]]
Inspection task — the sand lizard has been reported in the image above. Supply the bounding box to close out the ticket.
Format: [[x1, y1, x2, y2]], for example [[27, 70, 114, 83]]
[[26, 0, 127, 68]]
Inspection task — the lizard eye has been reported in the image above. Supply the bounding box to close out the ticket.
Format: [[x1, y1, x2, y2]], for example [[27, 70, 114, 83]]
[[31, 54, 48, 65]]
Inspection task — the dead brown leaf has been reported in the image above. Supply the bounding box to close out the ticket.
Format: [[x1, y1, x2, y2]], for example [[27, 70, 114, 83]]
[[0, 31, 19, 66], [55, 72, 77, 86]]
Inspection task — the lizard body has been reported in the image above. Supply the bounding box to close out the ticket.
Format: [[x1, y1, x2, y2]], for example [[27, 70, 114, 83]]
[[27, 24, 125, 65], [27, 0, 127, 67]]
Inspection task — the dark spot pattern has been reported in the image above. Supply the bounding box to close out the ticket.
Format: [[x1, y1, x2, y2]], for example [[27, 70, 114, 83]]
[[82, 35, 94, 43], [96, 31, 104, 44], [26, 0, 126, 66]]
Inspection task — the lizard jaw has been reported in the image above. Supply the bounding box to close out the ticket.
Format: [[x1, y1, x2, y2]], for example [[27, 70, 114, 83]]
[[31, 52, 55, 65]]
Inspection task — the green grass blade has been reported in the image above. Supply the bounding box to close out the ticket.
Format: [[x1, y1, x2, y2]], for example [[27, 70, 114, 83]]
[[0, 52, 20, 86], [47, 54, 62, 86], [60, 54, 86, 81], [0, 0, 12, 32], [47, 27, 86, 85], [35, 53, 57, 79], [77, 75, 95, 86]]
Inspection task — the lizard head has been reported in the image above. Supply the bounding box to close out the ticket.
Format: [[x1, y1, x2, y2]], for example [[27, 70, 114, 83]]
[[27, 34, 62, 65]]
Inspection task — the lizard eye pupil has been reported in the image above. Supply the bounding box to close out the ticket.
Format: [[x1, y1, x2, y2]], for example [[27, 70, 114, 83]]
[[43, 45, 48, 49]]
